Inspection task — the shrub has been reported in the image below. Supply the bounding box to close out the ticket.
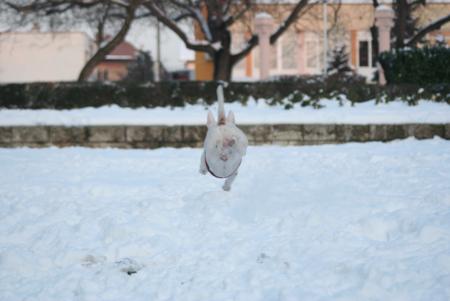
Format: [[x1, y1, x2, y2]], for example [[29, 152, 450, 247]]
[[0, 77, 449, 110], [379, 46, 450, 84]]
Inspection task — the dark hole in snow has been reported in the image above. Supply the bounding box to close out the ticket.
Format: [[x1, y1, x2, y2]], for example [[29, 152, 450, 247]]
[[115, 258, 142, 276], [123, 269, 138, 276]]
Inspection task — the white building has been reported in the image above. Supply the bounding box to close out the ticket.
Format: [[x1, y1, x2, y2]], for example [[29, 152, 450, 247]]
[[0, 31, 93, 83]]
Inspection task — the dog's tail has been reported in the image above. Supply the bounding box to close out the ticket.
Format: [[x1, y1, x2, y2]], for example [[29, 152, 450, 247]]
[[217, 82, 226, 125]]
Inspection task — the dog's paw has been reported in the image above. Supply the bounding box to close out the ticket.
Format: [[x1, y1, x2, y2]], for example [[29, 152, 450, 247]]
[[222, 184, 231, 191], [199, 168, 207, 175]]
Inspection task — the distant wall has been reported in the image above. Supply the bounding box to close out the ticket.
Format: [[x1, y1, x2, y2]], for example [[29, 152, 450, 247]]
[[0, 32, 91, 83], [0, 124, 449, 148]]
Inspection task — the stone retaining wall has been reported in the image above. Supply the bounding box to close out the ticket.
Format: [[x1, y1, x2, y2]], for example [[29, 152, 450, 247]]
[[0, 124, 449, 148]]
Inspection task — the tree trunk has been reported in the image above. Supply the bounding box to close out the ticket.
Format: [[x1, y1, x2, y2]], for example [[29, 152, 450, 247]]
[[370, 25, 379, 65], [395, 0, 408, 49], [77, 6, 135, 82], [213, 48, 233, 81]]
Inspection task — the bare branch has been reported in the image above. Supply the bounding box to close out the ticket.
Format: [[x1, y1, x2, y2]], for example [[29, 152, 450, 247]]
[[231, 0, 312, 66], [222, 0, 232, 15], [406, 13, 450, 46], [411, 0, 426, 9], [270, 0, 310, 44], [143, 1, 215, 53], [224, 0, 251, 26], [6, 0, 104, 13], [172, 12, 194, 22], [231, 34, 258, 65]]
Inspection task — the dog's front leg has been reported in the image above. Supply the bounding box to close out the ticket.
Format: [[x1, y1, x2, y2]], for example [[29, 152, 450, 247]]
[[199, 151, 207, 175], [222, 171, 238, 191]]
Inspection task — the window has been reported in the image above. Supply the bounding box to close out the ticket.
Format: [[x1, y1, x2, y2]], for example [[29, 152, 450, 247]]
[[306, 41, 319, 68], [282, 30, 298, 70], [359, 41, 369, 67], [254, 46, 260, 68], [253, 44, 278, 70], [270, 43, 278, 69], [103, 70, 109, 81]]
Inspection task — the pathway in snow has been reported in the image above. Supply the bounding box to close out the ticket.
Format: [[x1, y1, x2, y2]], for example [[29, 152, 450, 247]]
[[1, 139, 450, 300]]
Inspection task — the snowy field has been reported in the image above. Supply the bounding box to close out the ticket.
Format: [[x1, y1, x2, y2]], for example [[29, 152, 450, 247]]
[[1, 138, 450, 301], [1, 99, 450, 126]]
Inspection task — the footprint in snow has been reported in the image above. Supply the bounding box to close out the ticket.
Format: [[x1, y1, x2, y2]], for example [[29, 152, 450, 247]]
[[256, 253, 290, 269], [81, 255, 143, 276], [115, 258, 144, 275]]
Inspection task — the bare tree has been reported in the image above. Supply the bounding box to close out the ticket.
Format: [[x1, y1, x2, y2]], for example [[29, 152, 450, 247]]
[[143, 0, 314, 80], [77, 1, 141, 81]]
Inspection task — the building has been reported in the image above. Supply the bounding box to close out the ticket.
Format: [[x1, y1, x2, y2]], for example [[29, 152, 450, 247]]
[[0, 31, 93, 83], [93, 40, 138, 81], [0, 30, 145, 83], [194, 0, 450, 81]]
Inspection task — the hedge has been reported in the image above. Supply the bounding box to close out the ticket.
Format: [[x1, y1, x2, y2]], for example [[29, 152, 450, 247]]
[[379, 46, 450, 85], [0, 75, 449, 109]]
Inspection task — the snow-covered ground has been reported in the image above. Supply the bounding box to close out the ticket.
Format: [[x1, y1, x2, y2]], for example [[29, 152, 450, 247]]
[[1, 139, 450, 301], [1, 99, 450, 126]]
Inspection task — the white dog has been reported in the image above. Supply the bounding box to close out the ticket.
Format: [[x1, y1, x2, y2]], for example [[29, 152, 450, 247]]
[[199, 84, 248, 191]]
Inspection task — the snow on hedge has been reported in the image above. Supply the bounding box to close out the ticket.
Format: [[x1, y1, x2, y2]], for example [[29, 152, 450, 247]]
[[1, 138, 450, 300], [1, 99, 450, 126]]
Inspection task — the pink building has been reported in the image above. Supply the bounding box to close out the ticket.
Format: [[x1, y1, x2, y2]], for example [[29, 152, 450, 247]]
[[227, 0, 450, 81]]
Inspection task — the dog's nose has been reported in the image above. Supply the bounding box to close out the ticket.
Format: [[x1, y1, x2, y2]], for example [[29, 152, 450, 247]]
[[220, 154, 228, 161]]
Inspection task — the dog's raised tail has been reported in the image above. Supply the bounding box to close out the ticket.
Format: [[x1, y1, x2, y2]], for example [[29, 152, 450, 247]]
[[217, 83, 226, 125]]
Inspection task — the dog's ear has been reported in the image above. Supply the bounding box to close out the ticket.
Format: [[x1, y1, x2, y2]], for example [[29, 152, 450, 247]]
[[207, 110, 216, 127], [226, 111, 235, 124]]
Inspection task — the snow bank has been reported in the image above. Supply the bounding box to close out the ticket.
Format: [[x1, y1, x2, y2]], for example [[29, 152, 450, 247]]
[[1, 99, 450, 126], [1, 139, 450, 300]]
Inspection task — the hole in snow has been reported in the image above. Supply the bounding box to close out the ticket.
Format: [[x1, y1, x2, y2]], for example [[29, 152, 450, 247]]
[[115, 258, 143, 276]]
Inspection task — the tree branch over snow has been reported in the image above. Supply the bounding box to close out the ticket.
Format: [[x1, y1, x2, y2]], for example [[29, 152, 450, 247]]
[[406, 13, 450, 47]]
